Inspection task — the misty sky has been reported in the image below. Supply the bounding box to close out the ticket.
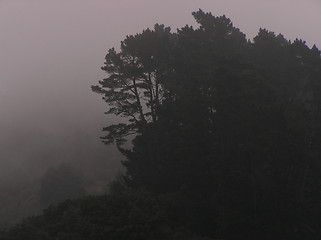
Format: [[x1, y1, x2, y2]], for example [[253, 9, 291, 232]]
[[0, 0, 320, 191]]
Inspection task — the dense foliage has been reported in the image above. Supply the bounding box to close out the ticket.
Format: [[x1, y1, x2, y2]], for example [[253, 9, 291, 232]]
[[2, 9, 321, 239]]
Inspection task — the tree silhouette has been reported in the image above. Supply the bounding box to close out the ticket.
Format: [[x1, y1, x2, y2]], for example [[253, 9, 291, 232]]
[[92, 24, 175, 144], [94, 9, 321, 238], [39, 164, 86, 207]]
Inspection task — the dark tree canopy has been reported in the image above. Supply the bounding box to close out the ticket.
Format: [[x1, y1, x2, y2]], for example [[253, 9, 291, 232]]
[[92, 9, 321, 238]]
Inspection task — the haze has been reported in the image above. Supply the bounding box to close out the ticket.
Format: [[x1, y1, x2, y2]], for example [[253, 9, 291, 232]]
[[0, 0, 320, 225]]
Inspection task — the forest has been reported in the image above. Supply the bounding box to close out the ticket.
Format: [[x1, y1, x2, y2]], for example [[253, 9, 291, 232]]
[[1, 9, 321, 239]]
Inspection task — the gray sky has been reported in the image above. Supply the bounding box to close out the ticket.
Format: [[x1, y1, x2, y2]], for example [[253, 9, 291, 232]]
[[0, 0, 320, 201]]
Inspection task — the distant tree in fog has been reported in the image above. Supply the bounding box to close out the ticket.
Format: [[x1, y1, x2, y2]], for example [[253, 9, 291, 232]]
[[39, 164, 86, 207]]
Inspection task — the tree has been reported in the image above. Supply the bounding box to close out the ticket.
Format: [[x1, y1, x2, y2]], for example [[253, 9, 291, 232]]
[[94, 9, 321, 238], [92, 24, 175, 145], [39, 164, 86, 207], [91, 9, 321, 238]]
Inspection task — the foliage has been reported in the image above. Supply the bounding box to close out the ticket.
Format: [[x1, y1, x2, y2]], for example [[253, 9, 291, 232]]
[[112, 9, 321, 238], [92, 24, 175, 144], [2, 180, 211, 240]]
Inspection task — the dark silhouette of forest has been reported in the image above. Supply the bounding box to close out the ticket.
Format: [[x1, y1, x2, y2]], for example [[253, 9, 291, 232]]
[[2, 9, 321, 239]]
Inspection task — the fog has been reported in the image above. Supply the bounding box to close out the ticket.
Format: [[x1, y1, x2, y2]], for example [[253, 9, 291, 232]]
[[0, 0, 320, 225]]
